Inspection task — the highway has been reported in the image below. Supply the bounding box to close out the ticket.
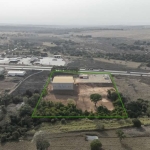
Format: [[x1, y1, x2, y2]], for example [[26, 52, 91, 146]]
[[0, 64, 150, 77]]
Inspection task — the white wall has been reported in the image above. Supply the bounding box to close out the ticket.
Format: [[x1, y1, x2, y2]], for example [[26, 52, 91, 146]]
[[52, 83, 73, 90]]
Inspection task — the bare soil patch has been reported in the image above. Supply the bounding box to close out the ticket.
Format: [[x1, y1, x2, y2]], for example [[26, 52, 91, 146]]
[[44, 84, 114, 112]]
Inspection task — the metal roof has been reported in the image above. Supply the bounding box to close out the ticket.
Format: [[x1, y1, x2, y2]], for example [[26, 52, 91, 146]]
[[53, 76, 74, 83], [8, 71, 26, 74]]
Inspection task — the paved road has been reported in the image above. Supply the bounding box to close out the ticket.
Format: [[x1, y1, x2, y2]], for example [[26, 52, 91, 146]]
[[0, 64, 150, 77]]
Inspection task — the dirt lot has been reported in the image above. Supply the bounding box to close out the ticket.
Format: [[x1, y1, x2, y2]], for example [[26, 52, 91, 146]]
[[44, 84, 114, 112], [114, 76, 150, 101]]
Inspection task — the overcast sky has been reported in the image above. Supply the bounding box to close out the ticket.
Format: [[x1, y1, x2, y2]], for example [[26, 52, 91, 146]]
[[0, 0, 150, 26]]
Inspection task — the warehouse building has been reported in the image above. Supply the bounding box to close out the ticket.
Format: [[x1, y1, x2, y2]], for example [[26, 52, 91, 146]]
[[9, 58, 19, 63], [52, 76, 74, 90], [8, 71, 26, 76], [0, 67, 5, 75]]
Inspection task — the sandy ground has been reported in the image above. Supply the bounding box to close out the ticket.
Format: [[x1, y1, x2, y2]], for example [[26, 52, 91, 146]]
[[44, 84, 114, 112]]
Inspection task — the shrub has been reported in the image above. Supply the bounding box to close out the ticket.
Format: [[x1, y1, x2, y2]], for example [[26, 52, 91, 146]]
[[12, 131, 20, 140], [90, 139, 102, 150], [132, 119, 141, 128], [61, 118, 66, 124]]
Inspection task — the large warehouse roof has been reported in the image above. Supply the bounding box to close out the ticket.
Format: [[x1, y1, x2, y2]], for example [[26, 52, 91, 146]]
[[53, 76, 74, 83]]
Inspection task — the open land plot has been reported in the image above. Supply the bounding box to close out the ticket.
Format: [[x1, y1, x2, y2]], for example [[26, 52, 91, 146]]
[[0, 78, 19, 94], [94, 58, 141, 69], [1, 126, 150, 150], [12, 71, 49, 95], [68, 58, 147, 72], [43, 42, 57, 47], [71, 29, 150, 40], [44, 83, 114, 112], [114, 76, 150, 101]]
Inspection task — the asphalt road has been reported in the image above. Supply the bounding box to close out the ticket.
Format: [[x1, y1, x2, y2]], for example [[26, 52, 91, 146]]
[[0, 64, 150, 77]]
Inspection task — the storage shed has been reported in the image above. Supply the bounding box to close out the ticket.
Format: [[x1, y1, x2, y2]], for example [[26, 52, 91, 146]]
[[79, 74, 89, 79], [52, 76, 74, 90], [8, 71, 26, 76]]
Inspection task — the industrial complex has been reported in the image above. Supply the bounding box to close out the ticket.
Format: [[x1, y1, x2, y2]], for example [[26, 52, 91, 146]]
[[52, 74, 113, 91]]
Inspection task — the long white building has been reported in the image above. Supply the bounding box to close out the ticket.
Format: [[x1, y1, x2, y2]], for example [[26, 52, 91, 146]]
[[8, 71, 26, 76]]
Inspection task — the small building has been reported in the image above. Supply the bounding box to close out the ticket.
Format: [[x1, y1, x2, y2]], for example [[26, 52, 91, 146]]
[[79, 74, 89, 79], [8, 71, 26, 76], [54, 55, 61, 59], [52, 76, 74, 90], [30, 57, 38, 63], [0, 67, 5, 75], [9, 58, 19, 63]]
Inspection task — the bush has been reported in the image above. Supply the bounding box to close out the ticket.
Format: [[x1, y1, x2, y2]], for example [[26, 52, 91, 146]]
[[61, 118, 66, 124], [132, 119, 141, 128], [12, 131, 20, 140], [12, 96, 23, 104], [36, 138, 50, 150], [90, 139, 102, 150], [0, 75, 4, 80]]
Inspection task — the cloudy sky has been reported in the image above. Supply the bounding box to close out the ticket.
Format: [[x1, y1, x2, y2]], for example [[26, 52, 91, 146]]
[[0, 0, 150, 26]]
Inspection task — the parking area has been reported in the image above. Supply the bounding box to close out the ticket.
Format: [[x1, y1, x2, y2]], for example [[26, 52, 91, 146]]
[[75, 74, 112, 84]]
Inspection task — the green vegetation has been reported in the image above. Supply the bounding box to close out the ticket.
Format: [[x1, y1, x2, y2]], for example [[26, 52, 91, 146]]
[[132, 119, 142, 128], [90, 94, 102, 107], [147, 62, 150, 67], [90, 139, 102, 150], [36, 138, 50, 150], [125, 99, 150, 118], [0, 75, 4, 80], [116, 130, 126, 141]]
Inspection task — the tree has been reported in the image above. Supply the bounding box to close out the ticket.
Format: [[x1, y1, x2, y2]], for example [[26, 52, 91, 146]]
[[90, 139, 102, 150], [116, 130, 126, 141], [19, 104, 32, 117], [90, 94, 102, 107], [132, 119, 141, 128], [36, 138, 50, 150], [12, 131, 20, 140]]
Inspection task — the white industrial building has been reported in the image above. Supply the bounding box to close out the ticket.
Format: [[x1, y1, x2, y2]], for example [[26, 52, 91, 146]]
[[0, 67, 5, 75], [9, 58, 19, 62], [52, 76, 74, 90], [8, 71, 26, 76]]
